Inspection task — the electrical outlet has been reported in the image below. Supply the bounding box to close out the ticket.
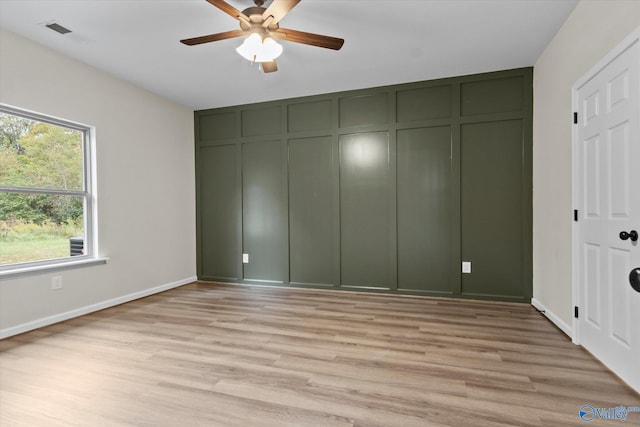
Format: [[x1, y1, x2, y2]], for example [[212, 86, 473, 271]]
[[242, 253, 249, 264], [51, 276, 63, 290], [462, 262, 472, 274]]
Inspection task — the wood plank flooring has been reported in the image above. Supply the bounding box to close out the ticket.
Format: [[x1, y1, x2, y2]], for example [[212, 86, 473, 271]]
[[1, 282, 639, 426]]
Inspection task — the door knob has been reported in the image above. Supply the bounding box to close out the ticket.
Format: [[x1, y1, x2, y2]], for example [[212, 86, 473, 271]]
[[619, 230, 638, 242], [630, 268, 640, 293]]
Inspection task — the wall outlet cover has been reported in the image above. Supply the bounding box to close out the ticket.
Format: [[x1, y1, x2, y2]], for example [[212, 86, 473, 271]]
[[462, 262, 472, 274], [242, 253, 249, 264], [51, 276, 63, 290]]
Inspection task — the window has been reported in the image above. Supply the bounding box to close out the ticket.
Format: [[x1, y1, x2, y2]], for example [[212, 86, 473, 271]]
[[0, 104, 97, 273]]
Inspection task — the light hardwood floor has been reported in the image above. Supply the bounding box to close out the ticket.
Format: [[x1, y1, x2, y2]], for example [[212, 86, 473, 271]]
[[1, 282, 639, 426]]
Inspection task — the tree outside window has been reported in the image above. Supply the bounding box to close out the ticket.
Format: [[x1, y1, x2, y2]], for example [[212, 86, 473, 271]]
[[0, 106, 94, 267]]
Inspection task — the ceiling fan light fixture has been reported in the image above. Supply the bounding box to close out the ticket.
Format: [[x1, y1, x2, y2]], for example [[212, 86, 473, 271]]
[[259, 37, 283, 60], [235, 33, 262, 61], [236, 33, 283, 63]]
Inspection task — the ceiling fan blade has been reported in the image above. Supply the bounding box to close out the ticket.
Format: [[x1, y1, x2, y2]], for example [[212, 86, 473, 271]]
[[205, 0, 250, 22], [262, 0, 301, 25], [180, 29, 247, 46], [274, 28, 344, 50], [262, 61, 278, 73]]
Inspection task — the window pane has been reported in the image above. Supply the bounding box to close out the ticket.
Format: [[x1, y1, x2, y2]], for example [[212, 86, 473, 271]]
[[0, 112, 83, 191], [0, 193, 85, 265]]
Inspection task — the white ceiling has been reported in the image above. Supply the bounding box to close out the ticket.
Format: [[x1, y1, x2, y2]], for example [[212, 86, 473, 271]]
[[0, 0, 578, 110]]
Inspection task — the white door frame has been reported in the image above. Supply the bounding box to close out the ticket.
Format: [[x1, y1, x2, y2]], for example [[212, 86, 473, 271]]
[[571, 26, 640, 346]]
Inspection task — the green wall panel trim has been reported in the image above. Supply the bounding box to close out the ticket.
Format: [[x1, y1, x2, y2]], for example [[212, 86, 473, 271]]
[[194, 66, 533, 303], [339, 92, 389, 128], [397, 85, 452, 123], [198, 111, 236, 141], [241, 106, 282, 137], [461, 119, 525, 298], [461, 76, 524, 117], [198, 144, 239, 280], [241, 140, 288, 282], [289, 136, 335, 285], [288, 100, 332, 133], [397, 126, 453, 292], [339, 132, 391, 288]]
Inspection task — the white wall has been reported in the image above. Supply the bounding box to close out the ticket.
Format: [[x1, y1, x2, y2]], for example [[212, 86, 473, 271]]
[[533, 0, 640, 331], [0, 29, 196, 336]]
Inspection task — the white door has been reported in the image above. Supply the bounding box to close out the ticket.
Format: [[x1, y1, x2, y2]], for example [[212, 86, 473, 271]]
[[574, 31, 640, 393]]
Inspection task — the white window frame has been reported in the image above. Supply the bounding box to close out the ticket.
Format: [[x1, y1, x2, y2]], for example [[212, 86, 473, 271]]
[[0, 104, 105, 278]]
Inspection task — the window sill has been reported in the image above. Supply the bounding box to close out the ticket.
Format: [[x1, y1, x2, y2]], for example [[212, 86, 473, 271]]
[[0, 257, 108, 280]]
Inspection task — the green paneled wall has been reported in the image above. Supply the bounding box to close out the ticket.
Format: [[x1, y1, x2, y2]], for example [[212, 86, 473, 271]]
[[195, 67, 532, 302]]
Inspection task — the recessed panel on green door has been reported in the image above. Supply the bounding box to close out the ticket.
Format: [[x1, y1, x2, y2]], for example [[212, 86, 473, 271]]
[[199, 144, 238, 279], [340, 132, 390, 288], [289, 136, 335, 285], [397, 126, 453, 292], [461, 119, 524, 299], [242, 140, 287, 282]]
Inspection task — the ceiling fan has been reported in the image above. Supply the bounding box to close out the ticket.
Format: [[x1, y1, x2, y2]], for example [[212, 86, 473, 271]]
[[180, 0, 344, 73]]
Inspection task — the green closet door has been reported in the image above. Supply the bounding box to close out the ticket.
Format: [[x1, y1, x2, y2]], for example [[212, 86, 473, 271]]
[[397, 126, 453, 292], [461, 119, 524, 299], [199, 144, 239, 280], [339, 132, 390, 288], [242, 140, 287, 282]]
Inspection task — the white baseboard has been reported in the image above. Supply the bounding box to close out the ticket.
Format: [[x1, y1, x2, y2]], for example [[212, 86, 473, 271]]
[[531, 297, 573, 339], [0, 276, 197, 339]]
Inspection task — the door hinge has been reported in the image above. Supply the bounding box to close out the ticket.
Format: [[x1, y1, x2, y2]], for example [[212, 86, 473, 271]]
[[574, 306, 579, 318], [573, 112, 578, 124], [574, 209, 578, 222]]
